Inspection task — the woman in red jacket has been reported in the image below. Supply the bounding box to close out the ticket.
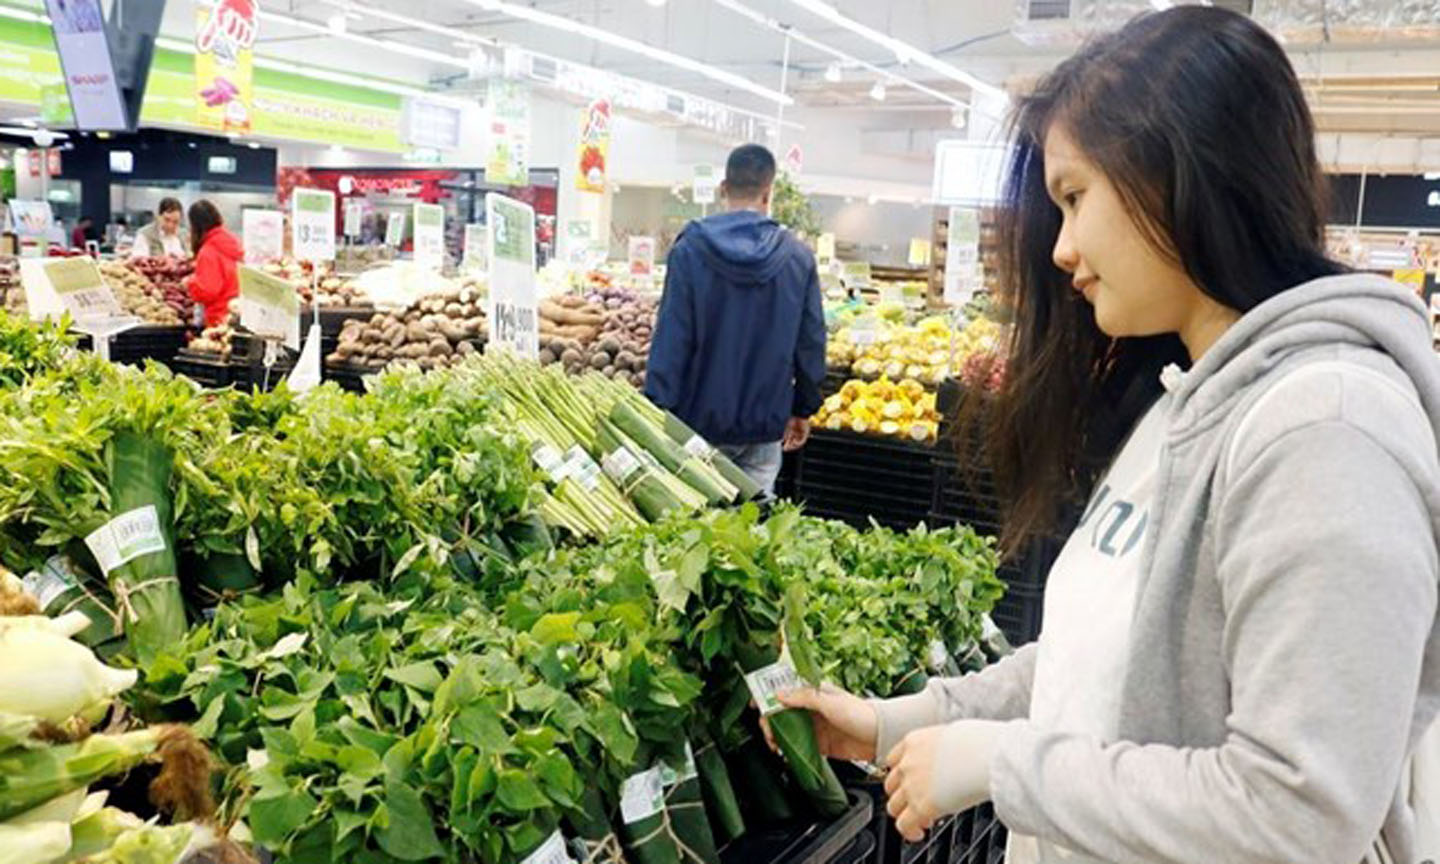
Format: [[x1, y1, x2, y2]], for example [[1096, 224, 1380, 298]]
[[186, 200, 243, 327]]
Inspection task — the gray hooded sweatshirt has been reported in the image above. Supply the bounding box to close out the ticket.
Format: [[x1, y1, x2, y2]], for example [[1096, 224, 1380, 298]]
[[874, 274, 1440, 864]]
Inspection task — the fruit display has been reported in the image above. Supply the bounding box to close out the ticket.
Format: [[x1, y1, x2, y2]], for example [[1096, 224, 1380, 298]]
[[97, 260, 184, 325], [187, 323, 234, 358], [536, 292, 656, 387], [828, 314, 1002, 388], [127, 256, 195, 322], [327, 288, 487, 371], [812, 377, 942, 443], [959, 350, 1006, 393]]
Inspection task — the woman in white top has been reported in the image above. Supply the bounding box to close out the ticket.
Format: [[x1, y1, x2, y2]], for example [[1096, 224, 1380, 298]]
[[775, 7, 1440, 864], [129, 197, 191, 259]]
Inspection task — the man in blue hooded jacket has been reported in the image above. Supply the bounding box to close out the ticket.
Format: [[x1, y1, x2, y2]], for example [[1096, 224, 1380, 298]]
[[644, 143, 826, 498]]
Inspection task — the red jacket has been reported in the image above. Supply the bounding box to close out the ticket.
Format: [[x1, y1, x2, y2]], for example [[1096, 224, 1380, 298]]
[[189, 226, 243, 327]]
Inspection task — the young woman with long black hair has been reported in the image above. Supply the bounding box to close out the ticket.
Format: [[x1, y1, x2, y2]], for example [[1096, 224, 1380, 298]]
[[775, 7, 1439, 863]]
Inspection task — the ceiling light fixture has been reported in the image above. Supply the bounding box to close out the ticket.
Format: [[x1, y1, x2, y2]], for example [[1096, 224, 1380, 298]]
[[823, 62, 841, 83], [646, 0, 668, 6], [456, 0, 792, 105], [326, 13, 347, 34], [261, 10, 471, 69], [710, 0, 965, 108], [869, 82, 886, 101], [783, 0, 1005, 102]]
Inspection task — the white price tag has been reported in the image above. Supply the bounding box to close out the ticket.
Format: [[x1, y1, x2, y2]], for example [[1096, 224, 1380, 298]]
[[692, 165, 717, 206], [243, 210, 285, 264], [744, 656, 803, 717], [849, 317, 878, 346], [238, 266, 301, 351], [83, 505, 166, 576], [413, 203, 445, 272], [343, 201, 364, 239], [564, 446, 601, 492], [927, 640, 949, 671], [658, 742, 699, 788], [462, 224, 488, 271], [486, 193, 540, 359], [385, 212, 407, 248], [620, 767, 666, 825], [292, 189, 337, 263], [21, 556, 79, 610], [37, 258, 120, 320], [532, 444, 564, 479], [683, 435, 712, 460], [522, 831, 576, 864], [602, 447, 642, 485]]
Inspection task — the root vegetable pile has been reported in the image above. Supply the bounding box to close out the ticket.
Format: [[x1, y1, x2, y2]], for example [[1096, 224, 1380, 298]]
[[99, 260, 184, 325], [328, 289, 487, 372]]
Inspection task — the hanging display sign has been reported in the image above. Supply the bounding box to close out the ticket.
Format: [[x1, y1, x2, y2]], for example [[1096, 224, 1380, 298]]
[[22, 256, 120, 320], [486, 78, 531, 187], [943, 207, 983, 306], [576, 98, 611, 194], [385, 212, 406, 248], [784, 144, 804, 176], [43, 0, 127, 131], [291, 188, 336, 262], [413, 203, 445, 271], [840, 260, 872, 292], [8, 200, 55, 240], [242, 209, 284, 264], [628, 236, 657, 278], [462, 224, 488, 271], [238, 265, 300, 350], [343, 201, 364, 239], [486, 193, 539, 358], [194, 0, 258, 134], [692, 164, 718, 206]]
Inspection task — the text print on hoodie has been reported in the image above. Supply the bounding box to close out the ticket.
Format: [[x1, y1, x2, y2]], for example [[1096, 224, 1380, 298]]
[[644, 209, 826, 446], [872, 274, 1440, 864]]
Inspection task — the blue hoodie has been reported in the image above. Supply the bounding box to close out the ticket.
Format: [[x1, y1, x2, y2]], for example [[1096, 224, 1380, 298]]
[[644, 209, 826, 445]]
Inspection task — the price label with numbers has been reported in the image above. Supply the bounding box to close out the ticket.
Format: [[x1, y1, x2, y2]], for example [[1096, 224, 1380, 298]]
[[41, 257, 120, 319], [291, 188, 336, 263], [385, 212, 407, 248], [744, 655, 804, 716], [521, 831, 576, 864], [343, 201, 364, 239], [602, 446, 642, 485], [620, 767, 665, 825], [683, 435, 713, 460], [563, 446, 602, 491], [485, 193, 539, 358], [238, 266, 301, 350], [414, 203, 445, 271], [692, 164, 717, 205], [83, 505, 167, 578]]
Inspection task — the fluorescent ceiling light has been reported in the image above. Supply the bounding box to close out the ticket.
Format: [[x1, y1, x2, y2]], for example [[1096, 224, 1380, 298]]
[[869, 82, 886, 101], [0, 4, 43, 22], [158, 31, 434, 98], [783, 0, 1005, 102], [313, 0, 501, 50], [326, 13, 347, 34], [457, 0, 792, 105], [824, 62, 841, 83], [260, 10, 471, 69], [711, 0, 965, 108]]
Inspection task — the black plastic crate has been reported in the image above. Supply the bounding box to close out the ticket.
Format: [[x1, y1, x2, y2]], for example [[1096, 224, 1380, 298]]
[[323, 362, 373, 393], [103, 325, 189, 368], [169, 351, 233, 389], [837, 764, 956, 864], [948, 805, 1006, 864], [720, 790, 872, 864], [989, 579, 1044, 646], [832, 829, 877, 864]]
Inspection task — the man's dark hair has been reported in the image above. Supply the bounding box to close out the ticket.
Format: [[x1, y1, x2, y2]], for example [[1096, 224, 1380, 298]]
[[724, 144, 776, 200], [158, 197, 183, 216]]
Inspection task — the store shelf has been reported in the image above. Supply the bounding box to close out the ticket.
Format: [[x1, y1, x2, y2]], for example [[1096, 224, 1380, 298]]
[[105, 325, 189, 368], [169, 351, 233, 389], [720, 791, 872, 864]]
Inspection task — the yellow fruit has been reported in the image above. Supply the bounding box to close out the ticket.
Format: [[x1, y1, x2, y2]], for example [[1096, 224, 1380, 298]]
[[879, 420, 901, 436]]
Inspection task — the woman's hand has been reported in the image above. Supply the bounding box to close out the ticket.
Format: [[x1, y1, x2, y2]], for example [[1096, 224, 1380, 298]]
[[883, 720, 1004, 842], [760, 684, 879, 762]]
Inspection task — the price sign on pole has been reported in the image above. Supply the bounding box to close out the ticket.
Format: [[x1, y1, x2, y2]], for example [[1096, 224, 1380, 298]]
[[291, 189, 336, 262], [462, 223, 489, 271], [385, 212, 407, 248], [692, 164, 717, 205], [944, 207, 983, 306], [31, 257, 121, 320], [486, 193, 539, 359], [413, 203, 445, 271], [816, 232, 836, 264], [628, 236, 656, 277], [243, 209, 284, 264], [343, 201, 364, 239], [238, 266, 301, 350]]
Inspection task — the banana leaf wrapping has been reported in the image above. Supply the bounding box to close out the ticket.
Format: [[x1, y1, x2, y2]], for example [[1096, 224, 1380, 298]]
[[725, 735, 796, 827], [618, 770, 683, 864], [656, 413, 761, 502], [608, 403, 734, 506], [692, 738, 744, 844], [659, 747, 720, 864], [96, 432, 186, 666], [20, 550, 122, 652], [890, 667, 929, 697], [567, 786, 630, 864]]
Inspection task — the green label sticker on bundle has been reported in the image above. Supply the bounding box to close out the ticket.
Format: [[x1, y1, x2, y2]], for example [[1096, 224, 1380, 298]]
[[683, 435, 712, 459], [83, 505, 166, 576], [21, 555, 80, 610], [745, 656, 803, 717], [522, 831, 577, 864], [620, 767, 665, 824], [658, 742, 700, 788], [602, 446, 642, 485], [564, 446, 602, 492]]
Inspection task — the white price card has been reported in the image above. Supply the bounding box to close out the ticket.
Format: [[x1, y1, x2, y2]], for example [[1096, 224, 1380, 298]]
[[22, 555, 82, 611], [744, 655, 804, 717], [658, 742, 699, 788], [564, 446, 602, 492], [531, 444, 570, 484], [243, 209, 285, 264], [385, 212, 407, 248], [927, 640, 949, 671], [840, 261, 872, 291], [31, 257, 120, 320], [816, 233, 836, 263], [291, 188, 336, 263], [602, 446, 642, 485], [413, 203, 445, 272], [628, 236, 657, 278], [692, 165, 717, 205], [343, 201, 364, 239], [485, 193, 540, 359], [620, 767, 666, 825], [683, 435, 713, 460], [238, 266, 301, 350], [84, 506, 167, 577], [462, 223, 489, 271], [522, 831, 576, 864]]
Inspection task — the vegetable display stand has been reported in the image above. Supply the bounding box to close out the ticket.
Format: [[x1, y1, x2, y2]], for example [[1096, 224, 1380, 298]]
[[169, 350, 233, 389], [322, 362, 371, 393], [304, 305, 375, 359], [789, 430, 934, 530], [104, 325, 189, 368], [947, 805, 1006, 864], [229, 333, 296, 392], [719, 790, 871, 864]]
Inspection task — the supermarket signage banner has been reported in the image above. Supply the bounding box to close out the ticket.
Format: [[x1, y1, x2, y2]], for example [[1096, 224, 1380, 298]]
[[238, 265, 300, 350], [242, 209, 284, 263], [21, 256, 120, 321], [485, 193, 539, 359], [486, 78, 531, 187], [43, 0, 127, 130], [944, 207, 982, 306], [194, 0, 258, 134], [692, 164, 717, 206], [575, 98, 611, 194], [291, 188, 336, 263], [413, 203, 445, 272], [385, 212, 407, 247]]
